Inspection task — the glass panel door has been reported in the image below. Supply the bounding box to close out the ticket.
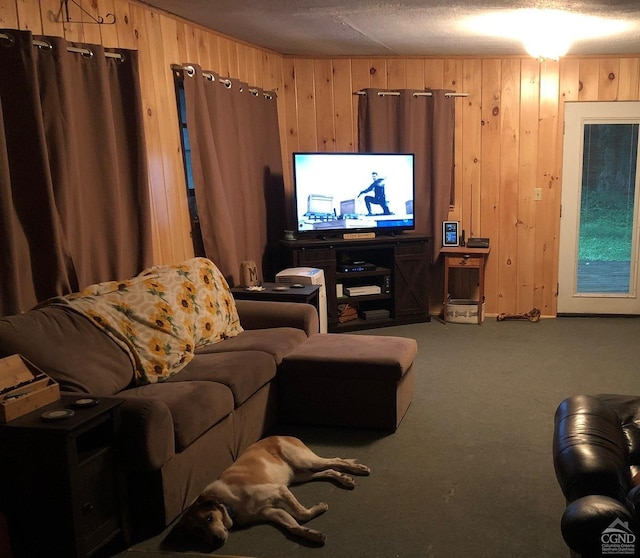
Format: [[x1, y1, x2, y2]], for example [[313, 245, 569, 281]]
[[558, 102, 640, 314]]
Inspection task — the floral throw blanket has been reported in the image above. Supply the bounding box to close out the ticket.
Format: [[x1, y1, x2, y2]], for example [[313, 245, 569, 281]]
[[52, 257, 243, 384]]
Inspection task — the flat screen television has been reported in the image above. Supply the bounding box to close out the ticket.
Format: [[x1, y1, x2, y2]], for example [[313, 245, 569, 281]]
[[292, 152, 415, 238]]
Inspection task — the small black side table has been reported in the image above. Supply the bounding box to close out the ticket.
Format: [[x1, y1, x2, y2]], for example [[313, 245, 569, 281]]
[[0, 395, 129, 557], [231, 282, 321, 314]]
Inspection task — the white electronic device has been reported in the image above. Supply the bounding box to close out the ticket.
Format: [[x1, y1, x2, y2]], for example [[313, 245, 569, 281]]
[[275, 267, 327, 333], [345, 285, 381, 296]]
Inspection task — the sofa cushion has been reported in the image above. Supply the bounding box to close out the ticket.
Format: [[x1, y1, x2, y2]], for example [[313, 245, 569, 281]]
[[0, 305, 133, 394], [196, 327, 307, 365], [173, 351, 276, 407], [120, 380, 234, 461]]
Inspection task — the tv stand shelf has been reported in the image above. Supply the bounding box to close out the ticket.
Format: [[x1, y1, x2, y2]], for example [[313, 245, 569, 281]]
[[280, 233, 430, 332]]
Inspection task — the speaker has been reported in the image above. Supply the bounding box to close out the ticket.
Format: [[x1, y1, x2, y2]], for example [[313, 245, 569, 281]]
[[239, 260, 259, 287]]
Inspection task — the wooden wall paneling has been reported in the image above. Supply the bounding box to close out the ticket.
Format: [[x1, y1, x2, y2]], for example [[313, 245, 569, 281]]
[[226, 38, 239, 79], [180, 23, 197, 62], [369, 58, 387, 88], [479, 59, 502, 312], [174, 21, 188, 61], [235, 41, 248, 83], [158, 12, 193, 261], [350, 58, 372, 149], [79, 1, 103, 45], [245, 46, 259, 87], [16, 0, 42, 33], [461, 59, 482, 237], [113, 0, 134, 50], [599, 58, 620, 101], [424, 59, 444, 89], [128, 3, 170, 263], [405, 58, 425, 89], [257, 47, 271, 89], [293, 59, 318, 151], [453, 59, 482, 307], [264, 52, 285, 185], [578, 58, 599, 100], [195, 28, 214, 69], [387, 58, 405, 89], [39, 0, 65, 37], [444, 59, 463, 221], [280, 57, 299, 217], [618, 58, 640, 101], [496, 58, 521, 314], [332, 59, 356, 151], [559, 58, 581, 103], [535, 61, 561, 315], [517, 58, 541, 312], [313, 58, 336, 151], [0, 1, 19, 26], [96, 0, 118, 46], [61, 0, 83, 42], [216, 35, 231, 77], [262, 50, 281, 92]]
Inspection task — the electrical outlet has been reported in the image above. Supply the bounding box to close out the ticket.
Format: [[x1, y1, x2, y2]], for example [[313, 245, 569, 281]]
[[534, 187, 542, 201]]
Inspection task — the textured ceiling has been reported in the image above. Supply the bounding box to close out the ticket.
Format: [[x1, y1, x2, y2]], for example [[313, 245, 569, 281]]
[[139, 0, 640, 57]]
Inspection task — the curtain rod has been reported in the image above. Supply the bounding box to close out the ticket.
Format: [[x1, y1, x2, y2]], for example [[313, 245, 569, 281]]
[[355, 90, 468, 97], [171, 64, 275, 100], [0, 31, 123, 61]]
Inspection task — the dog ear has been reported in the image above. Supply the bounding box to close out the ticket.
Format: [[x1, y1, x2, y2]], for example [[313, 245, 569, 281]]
[[218, 502, 234, 529], [195, 496, 216, 510]]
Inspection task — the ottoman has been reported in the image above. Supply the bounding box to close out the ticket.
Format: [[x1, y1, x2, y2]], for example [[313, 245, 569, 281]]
[[279, 333, 417, 430]]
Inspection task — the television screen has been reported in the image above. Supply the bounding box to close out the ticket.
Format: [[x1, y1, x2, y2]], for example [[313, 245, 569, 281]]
[[292, 152, 415, 237]]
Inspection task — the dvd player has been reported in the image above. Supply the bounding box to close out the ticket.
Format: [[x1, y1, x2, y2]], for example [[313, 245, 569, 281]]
[[339, 263, 377, 272]]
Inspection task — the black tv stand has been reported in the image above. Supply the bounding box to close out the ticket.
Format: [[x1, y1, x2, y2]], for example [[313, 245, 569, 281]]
[[280, 233, 431, 332]]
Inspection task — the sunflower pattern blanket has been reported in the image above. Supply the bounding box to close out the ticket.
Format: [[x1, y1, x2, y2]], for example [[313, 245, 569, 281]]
[[52, 257, 243, 384]]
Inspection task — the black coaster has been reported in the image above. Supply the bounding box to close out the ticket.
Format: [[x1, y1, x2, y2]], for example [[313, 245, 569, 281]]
[[71, 397, 100, 408], [41, 409, 75, 421]]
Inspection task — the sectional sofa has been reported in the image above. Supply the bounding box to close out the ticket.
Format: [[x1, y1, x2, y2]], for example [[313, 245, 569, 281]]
[[0, 258, 318, 538]]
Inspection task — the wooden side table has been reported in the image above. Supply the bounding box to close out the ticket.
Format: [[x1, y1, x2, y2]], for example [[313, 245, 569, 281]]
[[0, 396, 129, 557], [442, 246, 491, 324]]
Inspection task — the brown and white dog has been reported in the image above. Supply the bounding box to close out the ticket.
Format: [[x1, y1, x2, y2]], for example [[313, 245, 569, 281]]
[[177, 435, 370, 547]]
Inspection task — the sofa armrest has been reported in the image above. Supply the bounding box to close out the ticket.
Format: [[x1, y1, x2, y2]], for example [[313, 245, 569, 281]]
[[561, 495, 636, 556], [235, 300, 319, 336], [554, 395, 631, 502], [116, 396, 175, 472]]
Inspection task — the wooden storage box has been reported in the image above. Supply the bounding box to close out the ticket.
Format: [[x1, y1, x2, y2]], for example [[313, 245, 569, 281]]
[[0, 354, 60, 423]]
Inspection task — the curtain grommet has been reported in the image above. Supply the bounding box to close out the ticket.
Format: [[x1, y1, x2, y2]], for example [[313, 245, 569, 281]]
[[36, 40, 53, 52], [0, 32, 16, 47]]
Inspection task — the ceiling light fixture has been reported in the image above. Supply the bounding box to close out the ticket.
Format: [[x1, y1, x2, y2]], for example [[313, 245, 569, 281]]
[[463, 9, 630, 62]]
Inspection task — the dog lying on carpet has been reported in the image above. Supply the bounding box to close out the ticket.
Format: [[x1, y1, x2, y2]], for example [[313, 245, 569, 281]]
[[177, 435, 370, 547]]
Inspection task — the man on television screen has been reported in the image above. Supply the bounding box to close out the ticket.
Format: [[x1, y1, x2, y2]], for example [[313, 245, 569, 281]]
[[358, 172, 392, 216]]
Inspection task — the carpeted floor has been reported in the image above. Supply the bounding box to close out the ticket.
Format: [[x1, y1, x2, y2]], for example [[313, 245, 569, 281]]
[[116, 316, 640, 558]]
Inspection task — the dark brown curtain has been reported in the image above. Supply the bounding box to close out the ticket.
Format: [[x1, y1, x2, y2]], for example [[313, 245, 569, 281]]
[[358, 89, 455, 258], [181, 64, 284, 285], [0, 30, 151, 316]]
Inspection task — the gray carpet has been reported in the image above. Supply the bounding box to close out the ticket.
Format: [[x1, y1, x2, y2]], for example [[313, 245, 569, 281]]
[[117, 316, 640, 558]]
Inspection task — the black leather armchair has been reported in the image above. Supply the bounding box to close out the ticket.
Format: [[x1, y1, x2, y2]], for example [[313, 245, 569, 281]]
[[553, 394, 640, 557]]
